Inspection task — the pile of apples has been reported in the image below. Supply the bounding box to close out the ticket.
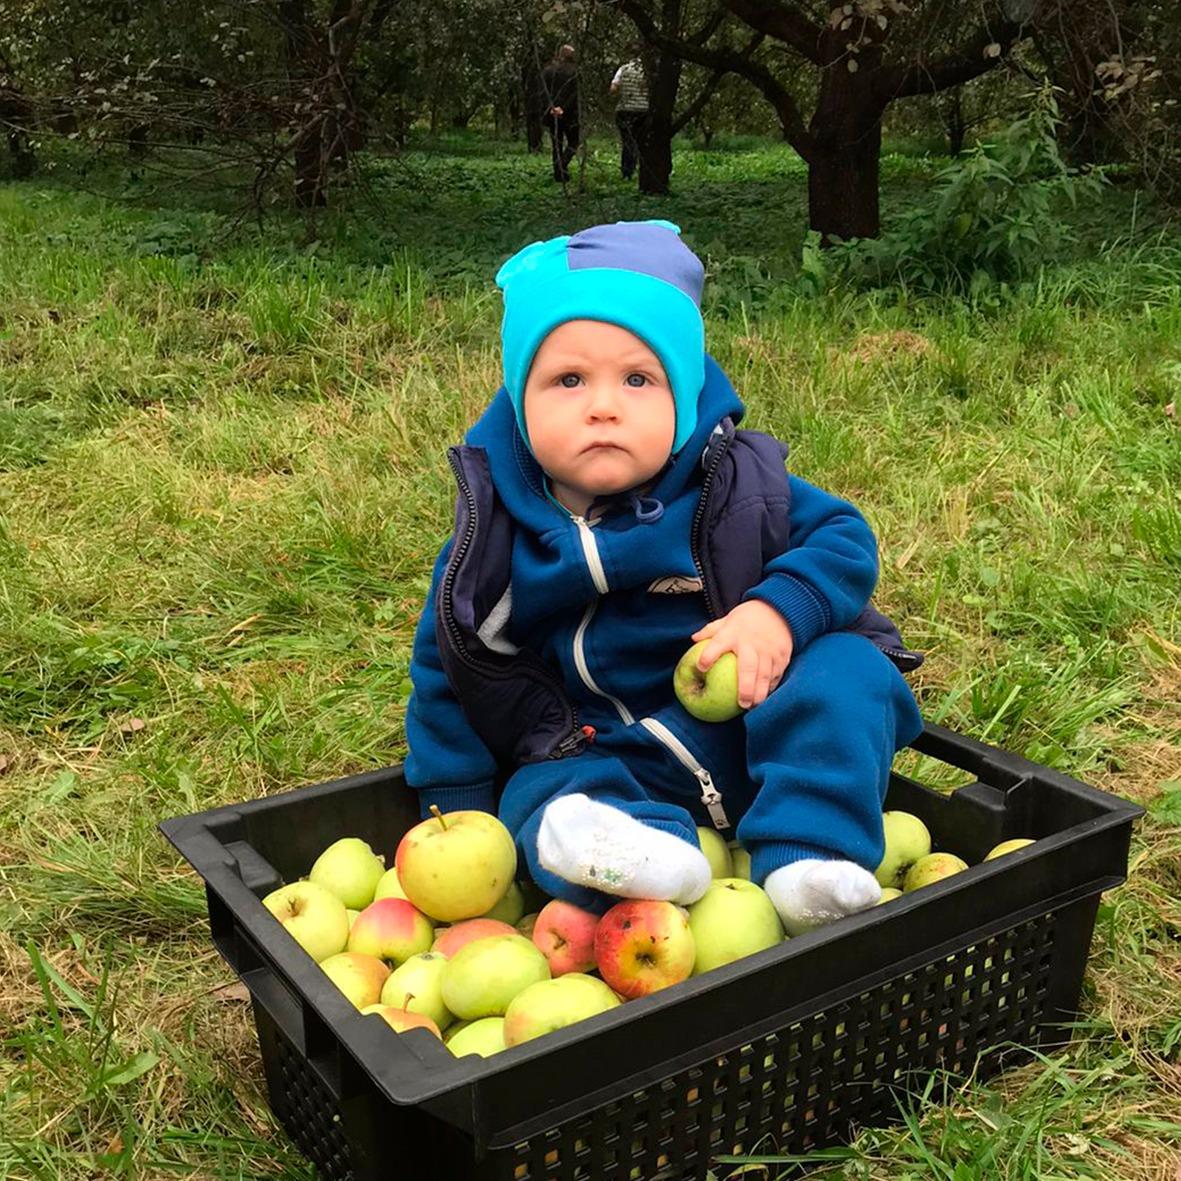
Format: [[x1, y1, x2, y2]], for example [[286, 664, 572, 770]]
[[261, 805, 1033, 1060]]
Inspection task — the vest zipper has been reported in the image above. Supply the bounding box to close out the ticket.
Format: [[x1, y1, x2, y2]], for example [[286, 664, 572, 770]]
[[688, 425, 734, 620], [444, 449, 590, 759]]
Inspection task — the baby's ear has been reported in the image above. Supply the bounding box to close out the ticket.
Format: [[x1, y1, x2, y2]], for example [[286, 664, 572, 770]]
[[496, 236, 570, 290]]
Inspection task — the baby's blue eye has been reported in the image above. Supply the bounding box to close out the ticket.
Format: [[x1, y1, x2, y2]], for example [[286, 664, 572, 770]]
[[625, 373, 648, 387], [559, 374, 581, 388]]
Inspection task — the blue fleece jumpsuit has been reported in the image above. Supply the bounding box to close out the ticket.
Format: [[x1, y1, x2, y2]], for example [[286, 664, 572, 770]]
[[404, 359, 924, 914]]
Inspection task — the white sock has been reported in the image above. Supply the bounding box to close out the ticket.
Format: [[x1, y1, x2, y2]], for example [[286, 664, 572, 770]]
[[537, 793, 712, 906], [763, 859, 882, 936]]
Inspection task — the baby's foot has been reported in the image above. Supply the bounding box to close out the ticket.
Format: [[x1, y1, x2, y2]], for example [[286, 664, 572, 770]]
[[537, 793, 711, 905], [763, 859, 881, 936]]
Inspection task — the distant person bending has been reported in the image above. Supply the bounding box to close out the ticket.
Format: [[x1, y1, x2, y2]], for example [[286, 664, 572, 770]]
[[541, 44, 580, 183], [610, 58, 649, 181]]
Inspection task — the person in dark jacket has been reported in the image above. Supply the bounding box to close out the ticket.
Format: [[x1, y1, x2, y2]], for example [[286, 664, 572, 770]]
[[539, 44, 580, 182], [404, 220, 924, 935]]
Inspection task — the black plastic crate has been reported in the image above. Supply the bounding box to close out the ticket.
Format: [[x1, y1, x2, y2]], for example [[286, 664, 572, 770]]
[[159, 723, 1141, 1181]]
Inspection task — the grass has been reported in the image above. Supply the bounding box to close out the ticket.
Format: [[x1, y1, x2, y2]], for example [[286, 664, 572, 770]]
[[1, 133, 1179, 1179]]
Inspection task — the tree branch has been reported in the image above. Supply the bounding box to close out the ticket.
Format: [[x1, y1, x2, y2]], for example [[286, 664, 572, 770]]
[[671, 33, 762, 135], [618, 0, 815, 158], [882, 12, 1026, 99], [720, 0, 823, 65]]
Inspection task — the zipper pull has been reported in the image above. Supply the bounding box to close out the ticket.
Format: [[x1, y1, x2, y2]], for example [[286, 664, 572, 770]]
[[551, 724, 596, 759], [695, 768, 731, 830]]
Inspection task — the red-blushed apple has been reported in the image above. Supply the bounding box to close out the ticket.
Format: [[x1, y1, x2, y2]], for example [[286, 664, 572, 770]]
[[319, 951, 390, 1009], [361, 1002, 442, 1039], [347, 897, 434, 967], [308, 836, 385, 909], [479, 881, 526, 925], [594, 900, 696, 999], [984, 837, 1035, 860], [432, 918, 518, 958], [395, 807, 517, 922], [446, 1016, 506, 1058], [687, 878, 783, 975], [379, 951, 453, 1031], [531, 899, 600, 976], [903, 852, 969, 892], [503, 972, 621, 1046], [874, 811, 932, 889], [696, 827, 733, 878], [673, 641, 743, 722], [372, 865, 410, 902], [262, 880, 350, 963], [441, 934, 550, 1019]]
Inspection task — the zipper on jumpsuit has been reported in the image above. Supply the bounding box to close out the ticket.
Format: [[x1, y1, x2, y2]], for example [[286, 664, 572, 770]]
[[566, 510, 731, 831]]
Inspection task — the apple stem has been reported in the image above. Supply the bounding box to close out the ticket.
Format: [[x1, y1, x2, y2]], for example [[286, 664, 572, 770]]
[[429, 805, 448, 831], [403, 992, 415, 1012]]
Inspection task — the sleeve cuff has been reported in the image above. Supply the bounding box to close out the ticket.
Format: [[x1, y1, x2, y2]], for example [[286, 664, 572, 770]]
[[415, 781, 498, 820], [749, 840, 835, 886], [743, 574, 831, 651]]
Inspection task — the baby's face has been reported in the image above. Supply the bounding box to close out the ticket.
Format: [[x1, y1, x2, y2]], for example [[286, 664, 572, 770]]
[[523, 320, 675, 517]]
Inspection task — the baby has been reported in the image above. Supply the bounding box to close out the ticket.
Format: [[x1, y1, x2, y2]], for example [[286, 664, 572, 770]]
[[404, 220, 924, 933]]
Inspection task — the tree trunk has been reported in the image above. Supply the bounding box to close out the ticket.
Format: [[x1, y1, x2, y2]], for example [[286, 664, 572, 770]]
[[807, 66, 883, 241], [638, 2, 684, 195], [944, 88, 966, 156], [522, 61, 544, 152]]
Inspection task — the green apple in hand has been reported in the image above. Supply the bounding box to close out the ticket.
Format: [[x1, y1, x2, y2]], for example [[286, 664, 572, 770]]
[[874, 811, 932, 889], [688, 878, 784, 975], [673, 641, 743, 723], [262, 880, 350, 963], [309, 837, 385, 909]]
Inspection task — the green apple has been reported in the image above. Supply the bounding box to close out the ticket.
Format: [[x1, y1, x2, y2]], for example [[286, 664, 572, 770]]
[[687, 878, 783, 975], [372, 865, 410, 902], [729, 843, 752, 881], [874, 811, 932, 889], [319, 951, 390, 1009], [308, 837, 385, 910], [395, 807, 518, 923], [696, 827, 733, 879], [346, 908, 361, 930], [503, 973, 621, 1047], [673, 641, 743, 723], [876, 887, 903, 905], [380, 951, 454, 1031], [903, 852, 969, 892], [446, 1016, 507, 1058], [441, 934, 550, 1019], [479, 880, 525, 925], [984, 838, 1035, 861], [516, 912, 540, 940], [262, 880, 350, 963]]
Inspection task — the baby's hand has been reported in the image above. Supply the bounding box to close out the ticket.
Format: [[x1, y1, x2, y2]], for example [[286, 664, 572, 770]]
[[691, 601, 794, 709]]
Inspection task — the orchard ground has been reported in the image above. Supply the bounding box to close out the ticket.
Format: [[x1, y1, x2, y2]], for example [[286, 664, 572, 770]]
[[1, 132, 1179, 1180]]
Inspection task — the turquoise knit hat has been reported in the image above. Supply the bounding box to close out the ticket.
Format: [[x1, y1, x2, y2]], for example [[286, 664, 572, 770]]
[[495, 220, 706, 455]]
